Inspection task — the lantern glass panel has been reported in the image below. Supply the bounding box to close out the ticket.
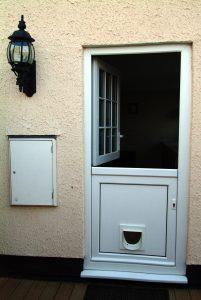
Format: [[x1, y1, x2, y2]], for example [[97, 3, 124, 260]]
[[7, 41, 35, 65], [7, 43, 12, 63], [28, 44, 35, 64], [12, 41, 22, 63], [22, 42, 29, 63]]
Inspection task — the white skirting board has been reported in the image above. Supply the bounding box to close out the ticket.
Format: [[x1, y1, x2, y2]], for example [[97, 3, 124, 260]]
[[81, 270, 188, 284]]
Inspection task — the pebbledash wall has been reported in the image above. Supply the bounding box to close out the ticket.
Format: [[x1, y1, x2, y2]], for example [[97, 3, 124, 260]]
[[0, 0, 201, 265]]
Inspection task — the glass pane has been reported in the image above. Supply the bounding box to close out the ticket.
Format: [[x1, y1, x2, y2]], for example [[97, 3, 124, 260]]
[[106, 73, 111, 99], [99, 99, 105, 127], [12, 42, 22, 63], [7, 43, 13, 63], [112, 102, 117, 126], [99, 69, 105, 98], [106, 101, 111, 127], [99, 129, 104, 155], [28, 44, 35, 64], [112, 76, 117, 101], [112, 128, 117, 152], [106, 129, 111, 154], [22, 42, 29, 63]]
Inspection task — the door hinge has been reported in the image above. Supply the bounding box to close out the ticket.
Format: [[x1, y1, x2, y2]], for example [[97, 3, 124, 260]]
[[52, 190, 54, 199], [51, 144, 53, 153]]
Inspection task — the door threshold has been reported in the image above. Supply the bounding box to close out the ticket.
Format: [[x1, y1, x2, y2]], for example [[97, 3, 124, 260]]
[[81, 270, 188, 284]]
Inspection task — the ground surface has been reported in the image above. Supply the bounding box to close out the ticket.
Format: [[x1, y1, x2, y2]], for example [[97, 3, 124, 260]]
[[0, 277, 201, 299]]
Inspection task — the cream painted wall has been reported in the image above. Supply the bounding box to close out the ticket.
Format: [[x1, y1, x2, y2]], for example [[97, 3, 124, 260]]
[[0, 0, 200, 264]]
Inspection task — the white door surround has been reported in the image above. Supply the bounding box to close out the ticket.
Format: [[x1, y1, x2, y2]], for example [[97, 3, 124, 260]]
[[82, 44, 191, 284]]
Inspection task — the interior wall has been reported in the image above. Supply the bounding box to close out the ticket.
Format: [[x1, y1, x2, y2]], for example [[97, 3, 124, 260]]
[[121, 90, 179, 168], [0, 0, 200, 264], [100, 53, 180, 168]]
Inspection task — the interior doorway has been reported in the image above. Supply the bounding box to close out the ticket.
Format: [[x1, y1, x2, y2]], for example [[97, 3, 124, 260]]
[[82, 44, 191, 283], [93, 53, 180, 169]]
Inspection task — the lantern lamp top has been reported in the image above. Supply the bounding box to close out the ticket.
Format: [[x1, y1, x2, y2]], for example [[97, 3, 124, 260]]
[[8, 15, 35, 43]]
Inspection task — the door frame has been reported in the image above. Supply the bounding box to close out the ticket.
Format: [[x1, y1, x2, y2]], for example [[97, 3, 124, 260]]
[[82, 44, 191, 283]]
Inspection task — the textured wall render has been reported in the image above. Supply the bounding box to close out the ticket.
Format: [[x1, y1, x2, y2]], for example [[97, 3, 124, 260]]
[[0, 0, 200, 263]]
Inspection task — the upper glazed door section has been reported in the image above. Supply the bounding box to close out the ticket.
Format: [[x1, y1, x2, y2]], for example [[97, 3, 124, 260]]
[[92, 58, 120, 166]]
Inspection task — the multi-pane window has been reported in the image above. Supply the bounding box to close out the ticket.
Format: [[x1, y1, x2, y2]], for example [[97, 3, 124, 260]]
[[93, 59, 120, 166]]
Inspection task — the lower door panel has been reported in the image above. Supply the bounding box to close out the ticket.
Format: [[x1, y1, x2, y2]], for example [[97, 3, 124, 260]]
[[91, 171, 177, 266], [100, 183, 167, 256]]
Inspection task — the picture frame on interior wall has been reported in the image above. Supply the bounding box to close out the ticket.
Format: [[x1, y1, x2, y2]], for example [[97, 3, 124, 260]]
[[82, 44, 191, 284]]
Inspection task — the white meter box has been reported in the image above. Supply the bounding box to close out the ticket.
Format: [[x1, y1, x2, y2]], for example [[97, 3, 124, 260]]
[[9, 137, 56, 206]]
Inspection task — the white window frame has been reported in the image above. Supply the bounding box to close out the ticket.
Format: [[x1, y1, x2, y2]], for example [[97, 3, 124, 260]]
[[93, 58, 120, 166], [82, 44, 191, 283]]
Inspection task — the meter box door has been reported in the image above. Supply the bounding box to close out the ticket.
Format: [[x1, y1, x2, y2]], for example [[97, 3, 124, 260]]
[[9, 137, 56, 206]]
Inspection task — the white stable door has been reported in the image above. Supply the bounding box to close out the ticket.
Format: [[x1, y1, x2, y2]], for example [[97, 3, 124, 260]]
[[91, 57, 177, 266], [82, 45, 191, 283]]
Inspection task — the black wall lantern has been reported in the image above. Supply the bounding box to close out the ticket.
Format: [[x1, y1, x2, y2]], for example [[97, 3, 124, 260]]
[[7, 15, 36, 97]]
